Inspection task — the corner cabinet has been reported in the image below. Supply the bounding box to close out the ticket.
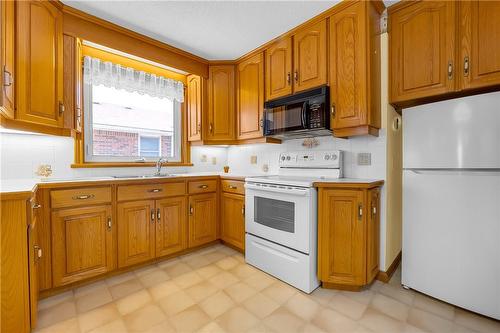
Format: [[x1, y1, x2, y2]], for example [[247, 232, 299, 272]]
[[207, 65, 236, 141], [317, 182, 382, 290], [329, 1, 382, 138], [0, 0, 15, 118], [220, 180, 246, 251]]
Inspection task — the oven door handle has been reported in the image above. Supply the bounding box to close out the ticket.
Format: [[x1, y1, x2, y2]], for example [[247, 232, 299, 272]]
[[244, 183, 310, 196]]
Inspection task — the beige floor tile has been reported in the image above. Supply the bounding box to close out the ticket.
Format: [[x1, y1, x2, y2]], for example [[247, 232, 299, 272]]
[[244, 272, 276, 291], [148, 280, 181, 301], [74, 281, 108, 298], [285, 293, 320, 321], [123, 304, 166, 332], [401, 323, 430, 333], [209, 271, 240, 289], [38, 291, 74, 311], [312, 308, 359, 333], [182, 253, 211, 269], [138, 269, 170, 288], [196, 264, 223, 279], [133, 265, 161, 277], [263, 307, 306, 333], [454, 308, 500, 333], [158, 290, 195, 316], [199, 291, 236, 319], [173, 271, 203, 289], [243, 293, 280, 319], [246, 322, 277, 333], [215, 256, 239, 270], [204, 251, 228, 263], [232, 253, 246, 264], [156, 257, 180, 269], [37, 300, 77, 329], [35, 317, 80, 333], [219, 246, 238, 256], [261, 282, 297, 305], [341, 289, 376, 305], [370, 293, 409, 321], [169, 305, 211, 333], [185, 281, 219, 302], [116, 290, 152, 316], [216, 306, 260, 332], [301, 323, 328, 333], [329, 294, 368, 320], [77, 303, 119, 333], [88, 319, 128, 333], [224, 282, 258, 303], [359, 308, 405, 333], [407, 308, 454, 333], [199, 321, 227, 333], [229, 263, 259, 279], [105, 272, 136, 287], [142, 319, 176, 333], [75, 287, 113, 314], [377, 284, 415, 306], [309, 287, 336, 305], [109, 278, 144, 300], [413, 293, 455, 320], [163, 261, 193, 278]]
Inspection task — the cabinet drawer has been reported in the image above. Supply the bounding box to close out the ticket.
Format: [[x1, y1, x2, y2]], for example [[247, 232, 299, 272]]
[[221, 180, 245, 195], [51, 187, 111, 208], [117, 182, 185, 201], [188, 179, 217, 194]]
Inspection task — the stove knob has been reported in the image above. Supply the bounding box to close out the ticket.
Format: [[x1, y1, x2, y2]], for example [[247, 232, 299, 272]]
[[331, 154, 338, 160], [281, 155, 286, 161], [286, 156, 291, 161], [324, 155, 330, 160]]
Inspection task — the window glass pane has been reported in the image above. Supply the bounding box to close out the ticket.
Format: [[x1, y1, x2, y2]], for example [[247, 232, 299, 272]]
[[254, 196, 295, 233], [139, 136, 160, 157]]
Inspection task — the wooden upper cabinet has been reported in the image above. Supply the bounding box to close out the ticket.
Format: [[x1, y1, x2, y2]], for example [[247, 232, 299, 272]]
[[187, 75, 203, 141], [63, 35, 83, 132], [221, 192, 245, 251], [1, 0, 15, 119], [265, 37, 293, 100], [389, 1, 456, 103], [51, 205, 114, 287], [293, 20, 327, 92], [459, 0, 500, 90], [207, 65, 235, 141], [16, 0, 64, 128], [237, 53, 264, 140], [155, 197, 187, 257], [188, 193, 217, 248], [117, 200, 155, 268], [366, 187, 380, 283]]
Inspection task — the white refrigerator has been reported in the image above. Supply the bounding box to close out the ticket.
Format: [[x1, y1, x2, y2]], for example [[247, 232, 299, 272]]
[[403, 91, 500, 320]]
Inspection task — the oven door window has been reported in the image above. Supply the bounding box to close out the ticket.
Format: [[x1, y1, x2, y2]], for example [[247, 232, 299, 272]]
[[254, 196, 295, 233]]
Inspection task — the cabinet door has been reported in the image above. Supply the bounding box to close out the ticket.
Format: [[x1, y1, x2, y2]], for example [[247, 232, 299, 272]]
[[293, 20, 327, 92], [367, 188, 380, 283], [52, 205, 114, 287], [265, 37, 293, 100], [188, 193, 217, 248], [16, 0, 64, 127], [221, 193, 245, 251], [187, 75, 202, 141], [330, 2, 367, 130], [389, 1, 456, 103], [318, 189, 366, 286], [27, 198, 39, 329], [460, 0, 500, 90], [207, 65, 235, 141], [237, 53, 264, 140], [117, 200, 155, 268], [0, 0, 15, 118], [155, 196, 187, 257], [62, 35, 83, 132]]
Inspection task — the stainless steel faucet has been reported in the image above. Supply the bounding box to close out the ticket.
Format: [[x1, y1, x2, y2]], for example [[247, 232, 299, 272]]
[[154, 157, 168, 176]]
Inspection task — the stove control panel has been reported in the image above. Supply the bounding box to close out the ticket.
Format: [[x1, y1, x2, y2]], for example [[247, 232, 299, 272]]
[[279, 150, 343, 169]]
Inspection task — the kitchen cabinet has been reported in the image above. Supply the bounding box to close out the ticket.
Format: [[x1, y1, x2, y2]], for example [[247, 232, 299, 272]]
[[15, 0, 64, 128], [221, 192, 245, 251], [317, 183, 381, 289], [155, 196, 188, 257], [237, 52, 264, 140], [265, 37, 293, 101], [28, 196, 41, 328], [187, 74, 203, 141], [329, 1, 381, 137], [52, 205, 114, 287], [0, 0, 15, 119], [189, 193, 218, 248], [207, 65, 235, 141], [63, 34, 83, 132]]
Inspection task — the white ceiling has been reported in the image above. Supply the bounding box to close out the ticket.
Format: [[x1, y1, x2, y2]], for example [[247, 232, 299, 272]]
[[63, 1, 397, 61]]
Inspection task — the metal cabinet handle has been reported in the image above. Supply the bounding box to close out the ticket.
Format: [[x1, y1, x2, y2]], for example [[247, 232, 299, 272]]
[[447, 61, 453, 80], [59, 101, 65, 116], [463, 56, 469, 77], [72, 194, 95, 200], [287, 72, 291, 85], [209, 123, 213, 134], [358, 204, 363, 220], [3, 66, 12, 86], [294, 71, 298, 82], [34, 245, 42, 260], [157, 208, 161, 222], [107, 217, 112, 231], [259, 119, 264, 128], [148, 188, 162, 193], [228, 185, 237, 189], [151, 209, 155, 223], [331, 104, 336, 118], [189, 205, 194, 216], [198, 184, 209, 189], [242, 205, 245, 216], [32, 203, 41, 209], [372, 206, 377, 216]]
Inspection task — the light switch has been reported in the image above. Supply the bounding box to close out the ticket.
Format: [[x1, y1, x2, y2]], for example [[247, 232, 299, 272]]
[[357, 153, 371, 166], [250, 155, 257, 164]]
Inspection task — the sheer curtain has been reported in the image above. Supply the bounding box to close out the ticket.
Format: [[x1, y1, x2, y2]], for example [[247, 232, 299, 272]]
[[83, 56, 184, 103]]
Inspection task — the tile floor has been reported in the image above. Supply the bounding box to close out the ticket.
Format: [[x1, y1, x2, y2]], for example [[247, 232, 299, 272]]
[[35, 244, 500, 333]]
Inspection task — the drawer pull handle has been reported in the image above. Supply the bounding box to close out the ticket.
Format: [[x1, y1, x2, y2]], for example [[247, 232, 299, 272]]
[[32, 203, 41, 209], [72, 194, 95, 200], [198, 184, 209, 189], [228, 185, 237, 189], [148, 189, 162, 193]]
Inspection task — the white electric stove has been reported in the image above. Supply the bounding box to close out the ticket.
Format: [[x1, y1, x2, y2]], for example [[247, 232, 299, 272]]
[[244, 150, 343, 293]]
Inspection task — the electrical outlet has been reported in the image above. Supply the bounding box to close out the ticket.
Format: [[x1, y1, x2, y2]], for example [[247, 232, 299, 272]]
[[250, 155, 257, 165], [200, 154, 207, 162], [357, 153, 372, 166], [211, 157, 217, 165]]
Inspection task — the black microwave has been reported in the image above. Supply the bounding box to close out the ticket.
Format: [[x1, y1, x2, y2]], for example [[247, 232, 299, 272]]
[[263, 86, 331, 139]]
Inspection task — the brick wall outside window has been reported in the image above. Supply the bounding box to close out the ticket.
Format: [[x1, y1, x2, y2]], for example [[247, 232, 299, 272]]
[[161, 136, 173, 157], [93, 130, 138, 156]]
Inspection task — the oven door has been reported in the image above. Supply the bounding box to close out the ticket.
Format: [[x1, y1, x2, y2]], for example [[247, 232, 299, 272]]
[[263, 100, 308, 136], [245, 182, 316, 254]]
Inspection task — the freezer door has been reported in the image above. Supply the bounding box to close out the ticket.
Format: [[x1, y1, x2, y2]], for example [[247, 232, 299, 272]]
[[403, 91, 500, 169], [402, 169, 500, 319]]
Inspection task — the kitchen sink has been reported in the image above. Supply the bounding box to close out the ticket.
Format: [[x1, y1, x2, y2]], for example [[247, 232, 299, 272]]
[[111, 174, 179, 179]]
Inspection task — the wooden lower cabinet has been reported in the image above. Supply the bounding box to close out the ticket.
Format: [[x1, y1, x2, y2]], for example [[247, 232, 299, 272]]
[[52, 205, 114, 287], [221, 192, 245, 251], [189, 193, 218, 248], [156, 196, 188, 257], [318, 185, 381, 289]]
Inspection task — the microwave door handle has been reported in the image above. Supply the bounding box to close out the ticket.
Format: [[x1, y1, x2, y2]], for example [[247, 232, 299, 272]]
[[301, 101, 308, 129]]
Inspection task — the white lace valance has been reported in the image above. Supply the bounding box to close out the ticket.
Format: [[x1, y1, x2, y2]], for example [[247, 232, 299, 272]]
[[83, 56, 184, 103]]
